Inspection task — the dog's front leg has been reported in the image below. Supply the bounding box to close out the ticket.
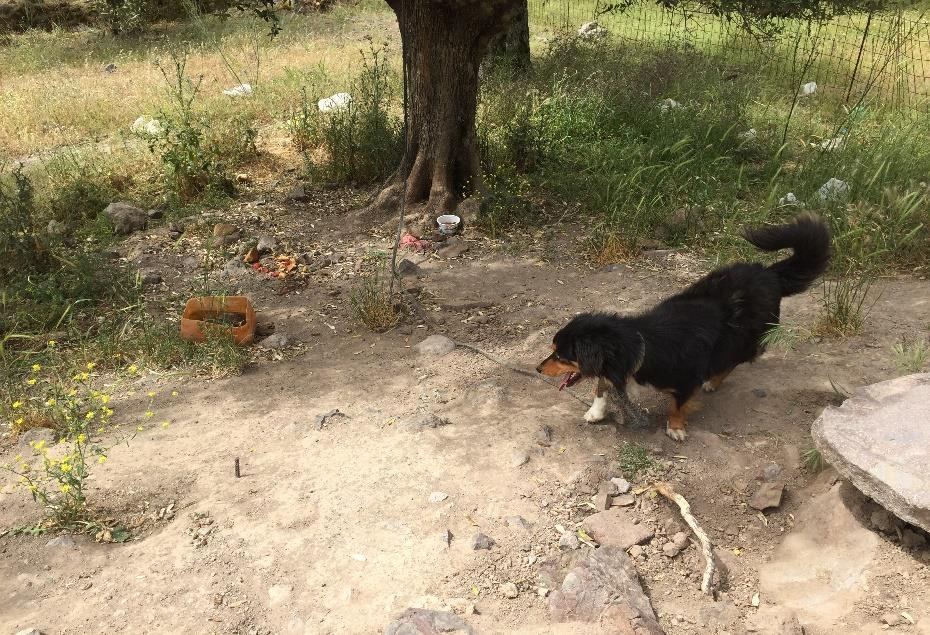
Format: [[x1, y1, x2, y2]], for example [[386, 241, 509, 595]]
[[584, 377, 609, 423], [614, 385, 648, 429]]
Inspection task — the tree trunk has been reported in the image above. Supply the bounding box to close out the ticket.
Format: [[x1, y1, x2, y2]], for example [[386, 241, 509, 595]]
[[487, 1, 530, 70], [371, 0, 522, 219]]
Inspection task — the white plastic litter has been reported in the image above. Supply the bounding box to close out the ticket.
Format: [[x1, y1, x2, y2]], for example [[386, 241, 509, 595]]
[[814, 136, 845, 151], [778, 192, 802, 207], [800, 81, 817, 96], [658, 98, 681, 113], [223, 83, 253, 97], [318, 92, 353, 112], [578, 21, 608, 39], [130, 116, 164, 137], [738, 128, 758, 142], [817, 177, 849, 202]]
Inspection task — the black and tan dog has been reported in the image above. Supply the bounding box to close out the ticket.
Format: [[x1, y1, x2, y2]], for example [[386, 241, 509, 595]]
[[536, 214, 830, 441]]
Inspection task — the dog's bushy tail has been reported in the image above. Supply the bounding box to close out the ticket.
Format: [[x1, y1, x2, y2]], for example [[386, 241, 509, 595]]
[[743, 213, 831, 297]]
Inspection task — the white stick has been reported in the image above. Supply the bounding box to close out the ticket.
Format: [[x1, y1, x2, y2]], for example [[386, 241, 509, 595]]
[[654, 481, 718, 596]]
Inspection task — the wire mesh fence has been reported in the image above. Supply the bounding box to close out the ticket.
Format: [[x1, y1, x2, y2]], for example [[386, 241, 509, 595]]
[[528, 0, 930, 114]]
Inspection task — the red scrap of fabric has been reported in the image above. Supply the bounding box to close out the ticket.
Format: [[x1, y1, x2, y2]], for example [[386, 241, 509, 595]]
[[400, 233, 430, 252]]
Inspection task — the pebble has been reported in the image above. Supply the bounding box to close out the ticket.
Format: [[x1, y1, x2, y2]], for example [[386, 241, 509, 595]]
[[761, 463, 783, 482], [46, 536, 77, 550], [663, 542, 682, 558], [535, 425, 553, 447], [611, 477, 632, 494], [559, 532, 580, 551], [628, 545, 645, 558], [611, 494, 635, 507], [752, 388, 768, 398], [500, 582, 519, 599], [671, 531, 690, 550], [258, 333, 291, 350], [749, 481, 785, 511], [103, 62, 117, 73], [470, 533, 495, 550], [505, 516, 532, 531], [15, 629, 45, 635], [429, 491, 449, 503], [415, 335, 456, 357], [537, 587, 550, 598], [140, 270, 162, 286], [285, 184, 309, 202], [593, 492, 611, 510], [880, 613, 901, 627], [510, 451, 530, 468], [440, 529, 453, 548]]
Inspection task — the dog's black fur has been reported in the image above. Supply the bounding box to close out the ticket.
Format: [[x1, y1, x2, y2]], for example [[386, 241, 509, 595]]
[[543, 214, 831, 416]]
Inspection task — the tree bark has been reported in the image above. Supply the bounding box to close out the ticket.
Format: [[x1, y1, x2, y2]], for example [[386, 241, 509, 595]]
[[371, 0, 523, 218], [487, 1, 530, 70]]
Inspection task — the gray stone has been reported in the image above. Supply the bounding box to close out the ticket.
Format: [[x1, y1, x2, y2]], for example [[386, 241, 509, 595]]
[[416, 335, 456, 357], [103, 62, 117, 73], [500, 582, 519, 599], [140, 270, 162, 286], [256, 235, 277, 254], [671, 531, 689, 550], [385, 608, 475, 635], [558, 532, 580, 551], [46, 535, 78, 549], [598, 481, 619, 496], [628, 545, 645, 558], [611, 494, 635, 507], [753, 388, 768, 398], [15, 629, 46, 635], [535, 425, 553, 447], [880, 613, 902, 627], [285, 184, 309, 202], [812, 373, 930, 532], [581, 509, 654, 550], [593, 492, 611, 511], [402, 413, 450, 432], [437, 237, 469, 259], [510, 451, 530, 468], [397, 259, 421, 277], [761, 462, 783, 482], [749, 481, 785, 511], [428, 491, 448, 504], [147, 207, 164, 219], [549, 546, 663, 634], [104, 202, 147, 235], [505, 516, 532, 532], [662, 542, 681, 558], [611, 477, 632, 494], [470, 533, 494, 550], [259, 333, 291, 350]]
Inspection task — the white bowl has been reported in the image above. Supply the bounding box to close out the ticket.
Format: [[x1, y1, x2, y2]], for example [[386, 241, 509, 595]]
[[436, 214, 461, 235]]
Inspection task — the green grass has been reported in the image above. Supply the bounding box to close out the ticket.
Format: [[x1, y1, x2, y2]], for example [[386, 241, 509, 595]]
[[892, 338, 929, 374], [617, 441, 655, 477]]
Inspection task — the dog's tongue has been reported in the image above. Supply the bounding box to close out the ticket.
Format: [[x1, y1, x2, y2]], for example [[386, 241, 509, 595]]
[[558, 373, 573, 391]]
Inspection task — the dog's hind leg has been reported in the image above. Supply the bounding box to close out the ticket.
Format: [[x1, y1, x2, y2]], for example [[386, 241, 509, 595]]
[[702, 368, 734, 393], [666, 389, 700, 442], [584, 377, 609, 423]]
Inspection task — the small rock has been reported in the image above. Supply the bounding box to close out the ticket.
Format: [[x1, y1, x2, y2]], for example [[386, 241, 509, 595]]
[[577, 20, 608, 39], [761, 463, 783, 482], [500, 582, 519, 599], [256, 235, 277, 254], [437, 237, 469, 259], [671, 531, 690, 550], [749, 481, 785, 511], [510, 451, 530, 468], [537, 587, 550, 598], [506, 516, 532, 531], [470, 533, 495, 550], [752, 388, 768, 398], [258, 333, 291, 350], [559, 532, 580, 551], [628, 544, 645, 558], [662, 542, 681, 558], [397, 259, 422, 277], [46, 535, 78, 549], [285, 184, 309, 202], [881, 613, 902, 627], [147, 207, 164, 219], [402, 413, 450, 432], [597, 481, 618, 496], [104, 202, 148, 235], [440, 529, 453, 548], [751, 593, 760, 608], [610, 477, 632, 494], [47, 219, 67, 236], [429, 491, 449, 503], [593, 492, 611, 511], [385, 608, 475, 635], [314, 409, 346, 430], [535, 425, 553, 447], [81, 581, 93, 590], [816, 177, 849, 202], [581, 509, 654, 550], [140, 270, 162, 286], [15, 629, 46, 635], [416, 335, 456, 357], [610, 494, 635, 507], [213, 222, 237, 238], [103, 62, 117, 73], [901, 528, 927, 549]]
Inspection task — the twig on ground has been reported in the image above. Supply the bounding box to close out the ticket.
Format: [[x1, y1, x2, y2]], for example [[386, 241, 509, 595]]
[[654, 481, 718, 597]]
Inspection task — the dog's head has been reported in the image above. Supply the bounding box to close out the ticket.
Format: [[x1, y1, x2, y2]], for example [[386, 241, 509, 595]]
[[536, 313, 642, 390]]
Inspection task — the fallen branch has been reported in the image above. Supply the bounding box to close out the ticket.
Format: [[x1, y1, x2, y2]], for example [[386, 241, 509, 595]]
[[654, 481, 718, 597]]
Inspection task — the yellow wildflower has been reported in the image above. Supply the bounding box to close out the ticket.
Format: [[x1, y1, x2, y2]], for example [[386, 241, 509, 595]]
[[128, 364, 138, 374], [171, 391, 178, 397], [11, 400, 23, 409], [87, 362, 96, 370], [85, 411, 96, 420], [144, 410, 154, 418], [60, 484, 71, 493], [31, 364, 41, 372], [33, 440, 45, 451], [136, 425, 144, 432], [15, 417, 24, 426], [45, 398, 57, 407], [161, 421, 169, 429], [99, 395, 111, 404], [60, 462, 72, 473], [47, 340, 56, 347], [77, 434, 87, 443], [98, 456, 107, 464], [68, 389, 77, 397], [147, 391, 156, 398], [26, 378, 36, 385], [80, 372, 90, 381]]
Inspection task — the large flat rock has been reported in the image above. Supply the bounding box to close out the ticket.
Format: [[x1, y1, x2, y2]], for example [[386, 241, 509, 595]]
[[812, 373, 930, 532]]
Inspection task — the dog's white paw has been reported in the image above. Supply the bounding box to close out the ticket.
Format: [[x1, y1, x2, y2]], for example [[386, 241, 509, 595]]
[[665, 422, 688, 442], [702, 380, 717, 393], [584, 403, 607, 423]]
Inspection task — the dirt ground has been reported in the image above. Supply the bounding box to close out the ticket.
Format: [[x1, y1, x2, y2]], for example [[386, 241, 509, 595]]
[[2, 180, 930, 634]]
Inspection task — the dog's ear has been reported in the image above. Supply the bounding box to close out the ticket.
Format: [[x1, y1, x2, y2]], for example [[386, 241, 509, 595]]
[[575, 338, 604, 376]]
